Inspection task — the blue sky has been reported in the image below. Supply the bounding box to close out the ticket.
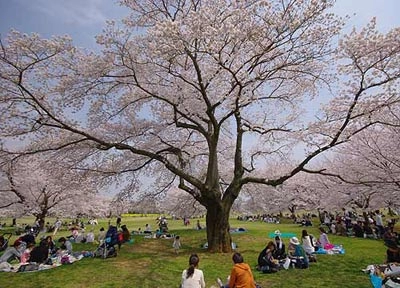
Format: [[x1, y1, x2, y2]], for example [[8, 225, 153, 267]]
[[0, 0, 399, 51], [0, 0, 128, 50]]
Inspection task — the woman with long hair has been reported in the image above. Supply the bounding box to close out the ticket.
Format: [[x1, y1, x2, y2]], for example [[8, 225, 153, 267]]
[[317, 227, 331, 249], [301, 229, 315, 255], [181, 254, 206, 288]]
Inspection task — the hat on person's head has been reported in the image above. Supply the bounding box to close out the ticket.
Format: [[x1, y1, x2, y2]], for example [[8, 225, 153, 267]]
[[274, 230, 281, 236], [290, 237, 300, 245]]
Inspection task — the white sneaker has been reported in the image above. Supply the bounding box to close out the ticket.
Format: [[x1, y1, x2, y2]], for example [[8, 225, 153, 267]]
[[216, 277, 224, 287]]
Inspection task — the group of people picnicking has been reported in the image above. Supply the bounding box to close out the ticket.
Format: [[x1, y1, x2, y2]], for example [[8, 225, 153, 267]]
[[239, 209, 398, 243], [179, 222, 399, 288], [1, 213, 399, 287], [0, 217, 134, 272], [256, 228, 331, 274], [0, 231, 81, 272], [317, 209, 400, 262], [178, 228, 333, 288], [311, 209, 398, 241]]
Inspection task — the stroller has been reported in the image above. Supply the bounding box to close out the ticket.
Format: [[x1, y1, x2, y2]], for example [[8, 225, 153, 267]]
[[24, 225, 40, 237], [158, 218, 169, 233], [95, 226, 118, 259], [0, 233, 12, 252]]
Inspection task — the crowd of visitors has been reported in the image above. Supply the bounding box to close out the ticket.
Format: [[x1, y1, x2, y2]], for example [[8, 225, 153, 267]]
[[316, 209, 398, 241], [0, 217, 134, 272], [1, 212, 398, 287]]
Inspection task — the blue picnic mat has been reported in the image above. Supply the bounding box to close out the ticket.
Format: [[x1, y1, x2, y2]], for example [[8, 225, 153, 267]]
[[268, 232, 296, 239]]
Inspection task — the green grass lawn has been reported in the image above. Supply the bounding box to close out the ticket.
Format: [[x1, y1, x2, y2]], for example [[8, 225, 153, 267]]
[[0, 216, 387, 287]]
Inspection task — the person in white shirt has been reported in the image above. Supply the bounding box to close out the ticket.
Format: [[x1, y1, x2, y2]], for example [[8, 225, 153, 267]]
[[181, 254, 206, 288], [375, 210, 384, 238], [301, 229, 315, 255], [53, 219, 62, 236], [317, 227, 331, 249]]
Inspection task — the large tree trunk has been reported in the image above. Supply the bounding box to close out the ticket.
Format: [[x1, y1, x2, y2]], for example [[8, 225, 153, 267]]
[[35, 211, 47, 231], [205, 201, 232, 253]]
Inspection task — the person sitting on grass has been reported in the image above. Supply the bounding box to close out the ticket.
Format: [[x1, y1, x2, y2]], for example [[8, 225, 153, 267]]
[[29, 239, 49, 264], [0, 241, 24, 263], [58, 237, 73, 254], [144, 224, 152, 234], [301, 229, 315, 255], [121, 225, 131, 243], [385, 240, 400, 264], [181, 254, 206, 288], [288, 237, 309, 269], [45, 235, 57, 256], [20, 243, 35, 264], [217, 252, 256, 288], [272, 235, 287, 260], [317, 227, 331, 249], [98, 227, 106, 242], [257, 241, 280, 273]]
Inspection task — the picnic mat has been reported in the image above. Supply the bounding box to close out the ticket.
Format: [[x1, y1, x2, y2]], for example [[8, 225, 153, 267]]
[[268, 232, 296, 239]]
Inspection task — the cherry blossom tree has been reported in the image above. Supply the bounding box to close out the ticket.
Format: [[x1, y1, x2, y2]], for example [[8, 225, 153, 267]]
[[315, 124, 400, 211], [159, 188, 206, 218], [0, 153, 98, 229], [1, 0, 400, 252]]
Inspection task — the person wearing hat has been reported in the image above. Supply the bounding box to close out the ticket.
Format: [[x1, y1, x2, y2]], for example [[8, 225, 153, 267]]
[[288, 237, 300, 254], [288, 237, 309, 269]]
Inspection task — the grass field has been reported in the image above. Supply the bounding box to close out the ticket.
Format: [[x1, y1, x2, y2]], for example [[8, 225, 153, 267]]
[[0, 216, 390, 288]]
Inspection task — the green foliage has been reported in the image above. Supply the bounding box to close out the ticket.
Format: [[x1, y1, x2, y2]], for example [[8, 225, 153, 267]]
[[0, 216, 389, 287]]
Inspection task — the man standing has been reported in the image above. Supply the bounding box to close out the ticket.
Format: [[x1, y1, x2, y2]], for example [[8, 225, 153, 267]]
[[53, 218, 62, 236], [375, 210, 384, 239]]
